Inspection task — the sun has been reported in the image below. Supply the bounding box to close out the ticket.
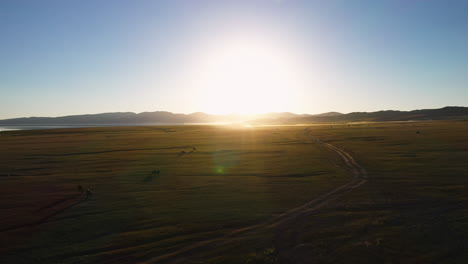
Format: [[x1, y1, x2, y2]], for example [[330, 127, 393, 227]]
[[186, 35, 307, 115]]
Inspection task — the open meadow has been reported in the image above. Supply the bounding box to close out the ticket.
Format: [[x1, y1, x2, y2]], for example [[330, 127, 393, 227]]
[[1, 121, 467, 263]]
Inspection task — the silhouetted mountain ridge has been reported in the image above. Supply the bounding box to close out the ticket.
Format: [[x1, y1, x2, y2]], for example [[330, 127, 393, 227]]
[[0, 107, 466, 125], [313, 112, 343, 117], [252, 106, 468, 124]]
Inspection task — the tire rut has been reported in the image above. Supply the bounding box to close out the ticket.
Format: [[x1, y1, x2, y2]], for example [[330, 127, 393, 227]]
[[140, 131, 368, 263]]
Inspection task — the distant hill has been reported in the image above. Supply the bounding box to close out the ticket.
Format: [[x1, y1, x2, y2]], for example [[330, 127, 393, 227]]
[[0, 107, 466, 126], [252, 106, 468, 124], [0, 111, 228, 125], [313, 112, 343, 117], [0, 111, 308, 125]]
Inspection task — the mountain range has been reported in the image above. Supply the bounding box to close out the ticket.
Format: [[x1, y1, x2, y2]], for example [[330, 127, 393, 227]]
[[0, 107, 466, 126], [252, 106, 468, 124]]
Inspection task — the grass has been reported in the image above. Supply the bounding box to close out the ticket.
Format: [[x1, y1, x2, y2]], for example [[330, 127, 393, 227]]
[[0, 125, 346, 263], [0, 121, 467, 263]]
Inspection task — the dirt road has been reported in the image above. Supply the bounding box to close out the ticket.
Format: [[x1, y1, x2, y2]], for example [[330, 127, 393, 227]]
[[141, 130, 368, 263]]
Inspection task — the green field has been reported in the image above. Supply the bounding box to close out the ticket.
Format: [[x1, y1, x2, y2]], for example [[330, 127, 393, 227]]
[[1, 121, 467, 263]]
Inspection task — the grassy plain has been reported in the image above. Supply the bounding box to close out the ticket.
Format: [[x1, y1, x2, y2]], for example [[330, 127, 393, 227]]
[[0, 121, 467, 263]]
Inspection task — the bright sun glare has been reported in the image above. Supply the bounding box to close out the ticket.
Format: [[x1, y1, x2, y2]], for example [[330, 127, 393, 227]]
[[187, 35, 308, 115]]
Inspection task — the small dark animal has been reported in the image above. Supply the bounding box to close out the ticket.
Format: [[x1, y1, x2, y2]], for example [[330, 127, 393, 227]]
[[85, 188, 93, 199], [187, 146, 197, 154], [77, 185, 84, 193], [178, 151, 186, 157], [143, 169, 161, 182], [416, 131, 420, 134]]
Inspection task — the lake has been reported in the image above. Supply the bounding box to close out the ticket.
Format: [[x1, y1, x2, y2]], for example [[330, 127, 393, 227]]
[[0, 123, 230, 132]]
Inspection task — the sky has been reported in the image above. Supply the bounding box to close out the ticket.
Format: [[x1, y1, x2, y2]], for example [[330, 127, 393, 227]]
[[0, 0, 467, 118]]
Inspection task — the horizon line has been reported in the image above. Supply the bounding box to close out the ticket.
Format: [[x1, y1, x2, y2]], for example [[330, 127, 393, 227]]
[[1, 105, 467, 120]]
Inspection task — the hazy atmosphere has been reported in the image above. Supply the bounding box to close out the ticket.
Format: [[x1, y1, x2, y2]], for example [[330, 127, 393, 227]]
[[1, 0, 467, 118]]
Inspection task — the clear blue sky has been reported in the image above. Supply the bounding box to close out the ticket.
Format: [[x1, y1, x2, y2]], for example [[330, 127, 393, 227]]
[[1, 0, 467, 118]]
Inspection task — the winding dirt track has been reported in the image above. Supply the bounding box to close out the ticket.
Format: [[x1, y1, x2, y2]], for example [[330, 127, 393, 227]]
[[141, 130, 368, 264]]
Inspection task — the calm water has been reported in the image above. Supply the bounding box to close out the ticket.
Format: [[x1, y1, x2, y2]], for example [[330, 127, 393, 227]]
[[0, 123, 228, 132], [0, 125, 90, 131]]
